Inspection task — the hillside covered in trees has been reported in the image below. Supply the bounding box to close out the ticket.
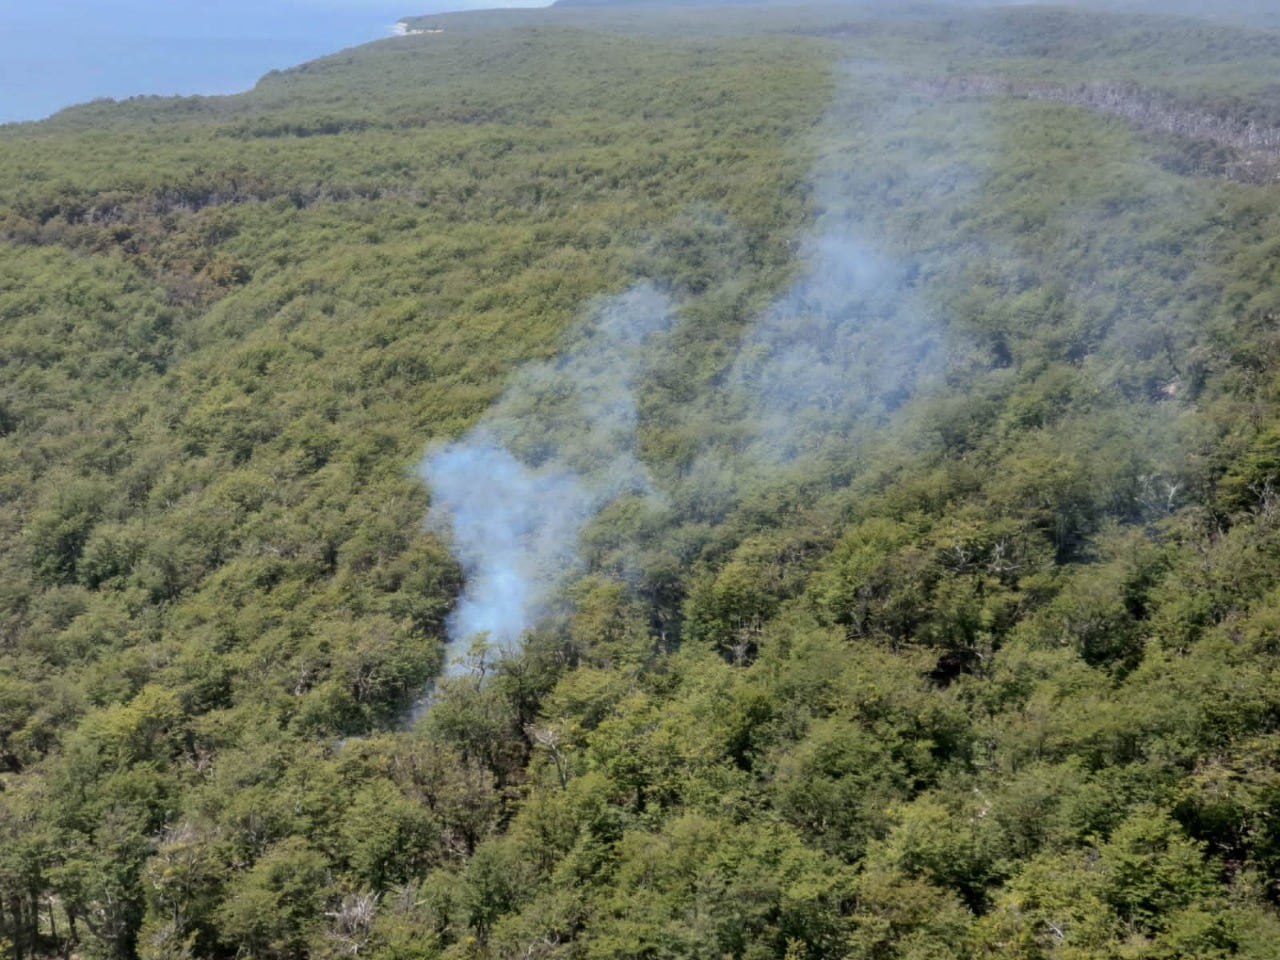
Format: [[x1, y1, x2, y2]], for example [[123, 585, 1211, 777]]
[[7, 2, 1280, 958]]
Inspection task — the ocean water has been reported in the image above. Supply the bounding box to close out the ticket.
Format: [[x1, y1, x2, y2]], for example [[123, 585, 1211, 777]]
[[0, 0, 546, 124]]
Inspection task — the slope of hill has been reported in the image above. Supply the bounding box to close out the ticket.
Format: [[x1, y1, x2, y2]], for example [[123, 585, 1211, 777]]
[[5, 4, 1280, 959]]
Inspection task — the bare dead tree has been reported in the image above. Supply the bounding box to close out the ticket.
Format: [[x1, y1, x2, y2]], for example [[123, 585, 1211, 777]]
[[916, 75, 1280, 183], [325, 892, 379, 957]]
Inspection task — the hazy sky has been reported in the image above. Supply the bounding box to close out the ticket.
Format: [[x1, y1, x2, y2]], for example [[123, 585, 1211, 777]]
[[0, 0, 550, 124]]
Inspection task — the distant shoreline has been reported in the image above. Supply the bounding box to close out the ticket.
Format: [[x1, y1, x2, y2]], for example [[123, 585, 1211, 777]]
[[393, 20, 445, 36], [0, 4, 415, 125]]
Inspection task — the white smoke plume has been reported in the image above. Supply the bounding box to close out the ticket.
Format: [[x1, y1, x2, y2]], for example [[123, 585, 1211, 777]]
[[420, 283, 673, 666], [421, 79, 973, 672]]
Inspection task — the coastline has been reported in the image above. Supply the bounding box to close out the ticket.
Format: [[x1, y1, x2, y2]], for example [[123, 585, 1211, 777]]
[[0, 3, 412, 125], [393, 20, 446, 36]]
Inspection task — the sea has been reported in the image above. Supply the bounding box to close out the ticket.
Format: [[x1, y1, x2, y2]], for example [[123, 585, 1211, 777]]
[[0, 0, 547, 125]]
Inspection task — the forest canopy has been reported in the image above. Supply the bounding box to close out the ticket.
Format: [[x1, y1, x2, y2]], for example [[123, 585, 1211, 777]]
[[5, 3, 1280, 959]]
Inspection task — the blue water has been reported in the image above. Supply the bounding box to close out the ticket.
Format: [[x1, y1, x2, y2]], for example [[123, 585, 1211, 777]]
[[0, 1, 546, 124]]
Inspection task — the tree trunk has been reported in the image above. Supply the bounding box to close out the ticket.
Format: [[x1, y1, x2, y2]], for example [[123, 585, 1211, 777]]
[[7, 895, 25, 960], [27, 894, 38, 955], [0, 897, 11, 960]]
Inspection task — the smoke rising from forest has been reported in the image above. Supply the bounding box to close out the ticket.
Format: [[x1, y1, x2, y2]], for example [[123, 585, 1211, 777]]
[[423, 244, 944, 665], [422, 441, 587, 655], [422, 82, 966, 669], [420, 283, 673, 665]]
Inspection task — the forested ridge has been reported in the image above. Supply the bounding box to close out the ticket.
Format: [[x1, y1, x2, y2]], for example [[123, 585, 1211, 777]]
[[6, 3, 1280, 958]]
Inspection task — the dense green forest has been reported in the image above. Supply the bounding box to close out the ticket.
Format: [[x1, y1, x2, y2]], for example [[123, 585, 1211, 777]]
[[7, 2, 1280, 958]]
